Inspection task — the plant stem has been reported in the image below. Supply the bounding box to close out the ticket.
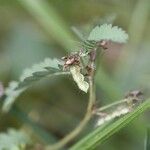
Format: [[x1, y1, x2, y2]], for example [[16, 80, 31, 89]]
[[46, 55, 96, 150], [95, 99, 128, 113], [46, 77, 95, 150]]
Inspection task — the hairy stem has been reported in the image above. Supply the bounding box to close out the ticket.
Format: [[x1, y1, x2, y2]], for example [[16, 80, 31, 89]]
[[46, 77, 95, 150], [46, 54, 96, 150]]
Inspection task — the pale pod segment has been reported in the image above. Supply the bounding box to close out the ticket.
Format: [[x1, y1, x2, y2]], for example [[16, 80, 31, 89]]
[[96, 107, 130, 127]]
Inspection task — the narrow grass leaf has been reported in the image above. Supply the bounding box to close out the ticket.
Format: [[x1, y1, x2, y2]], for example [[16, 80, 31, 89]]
[[145, 127, 150, 150]]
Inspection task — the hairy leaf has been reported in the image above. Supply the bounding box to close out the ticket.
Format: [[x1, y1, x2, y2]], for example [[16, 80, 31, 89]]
[[2, 81, 25, 112], [2, 58, 69, 112], [19, 58, 61, 82], [82, 40, 97, 52], [88, 24, 128, 43], [70, 98, 150, 150]]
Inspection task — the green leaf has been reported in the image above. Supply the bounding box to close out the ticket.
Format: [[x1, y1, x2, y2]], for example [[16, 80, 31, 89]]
[[145, 127, 150, 150], [82, 40, 97, 52], [2, 81, 25, 113], [88, 24, 128, 43], [0, 128, 30, 150], [19, 58, 61, 82], [70, 98, 150, 150], [2, 58, 69, 112]]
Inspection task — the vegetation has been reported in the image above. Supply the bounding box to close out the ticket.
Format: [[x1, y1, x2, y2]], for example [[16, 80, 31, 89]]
[[0, 0, 149, 150]]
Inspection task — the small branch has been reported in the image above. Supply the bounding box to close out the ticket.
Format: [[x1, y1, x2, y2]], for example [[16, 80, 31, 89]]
[[95, 99, 128, 113], [46, 76, 95, 150], [46, 52, 96, 150], [94, 90, 144, 114]]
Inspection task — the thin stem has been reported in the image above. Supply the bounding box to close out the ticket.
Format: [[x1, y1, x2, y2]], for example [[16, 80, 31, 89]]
[[95, 98, 128, 113], [46, 53, 96, 150], [46, 77, 95, 150]]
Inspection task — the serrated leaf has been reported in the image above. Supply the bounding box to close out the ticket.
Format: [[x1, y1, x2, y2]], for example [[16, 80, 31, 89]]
[[24, 76, 40, 82], [70, 98, 150, 150], [20, 58, 62, 82], [2, 81, 25, 112], [2, 58, 68, 112], [44, 67, 60, 72], [18, 68, 60, 89], [88, 24, 128, 43], [16, 81, 29, 90], [70, 65, 89, 93], [32, 71, 50, 77], [82, 40, 97, 52], [0, 128, 30, 150]]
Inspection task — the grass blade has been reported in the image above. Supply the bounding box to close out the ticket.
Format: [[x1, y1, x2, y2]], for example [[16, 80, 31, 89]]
[[70, 98, 150, 150], [145, 127, 150, 150]]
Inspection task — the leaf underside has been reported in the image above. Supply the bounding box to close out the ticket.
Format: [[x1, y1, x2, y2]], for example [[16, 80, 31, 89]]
[[17, 68, 60, 89]]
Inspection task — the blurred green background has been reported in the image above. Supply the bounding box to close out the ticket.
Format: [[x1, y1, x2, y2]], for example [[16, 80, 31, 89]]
[[0, 0, 150, 149]]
